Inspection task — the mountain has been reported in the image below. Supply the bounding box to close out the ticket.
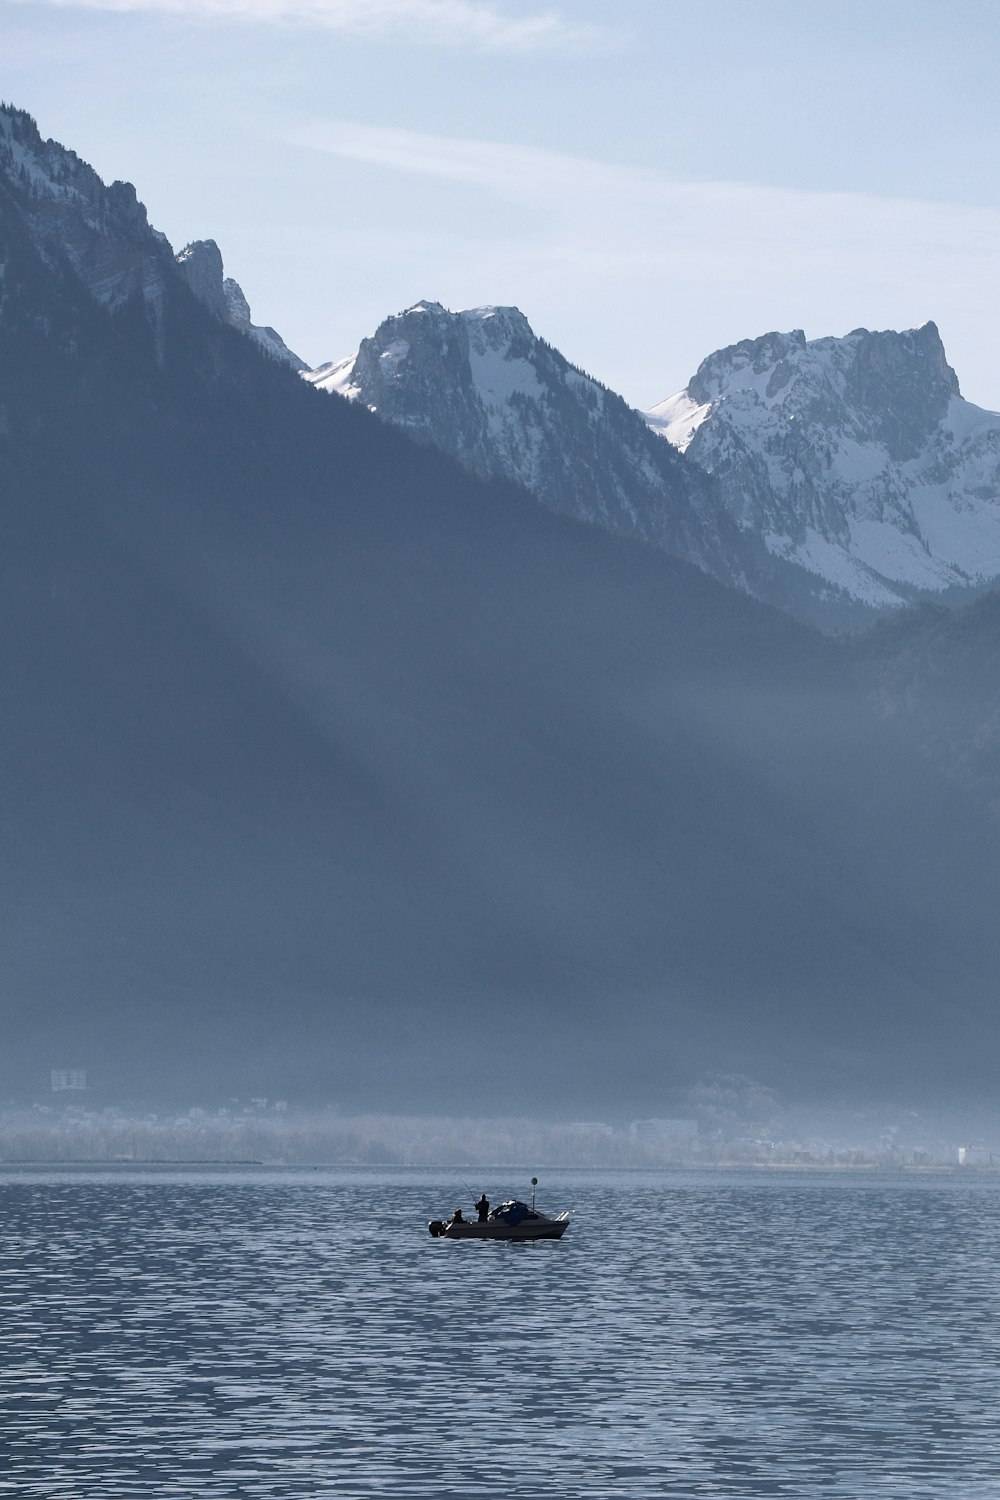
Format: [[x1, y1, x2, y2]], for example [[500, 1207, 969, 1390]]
[[3, 103, 999, 1117], [648, 324, 1000, 616], [851, 593, 1000, 819], [305, 301, 768, 595], [0, 102, 176, 356], [0, 106, 303, 373], [312, 305, 1000, 629], [176, 238, 306, 370]]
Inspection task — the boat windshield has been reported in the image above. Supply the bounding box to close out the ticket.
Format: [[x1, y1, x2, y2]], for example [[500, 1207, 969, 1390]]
[[490, 1200, 538, 1224]]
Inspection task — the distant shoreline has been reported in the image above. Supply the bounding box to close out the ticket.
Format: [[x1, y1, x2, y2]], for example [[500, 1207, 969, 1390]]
[[0, 1158, 995, 1174], [0, 1158, 265, 1167]]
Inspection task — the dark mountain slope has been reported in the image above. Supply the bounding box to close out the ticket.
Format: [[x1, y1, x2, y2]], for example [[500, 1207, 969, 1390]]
[[852, 593, 1000, 818], [2, 107, 998, 1113]]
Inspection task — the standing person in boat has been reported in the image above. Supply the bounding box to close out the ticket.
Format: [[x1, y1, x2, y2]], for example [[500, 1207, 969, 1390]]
[[475, 1193, 490, 1222]]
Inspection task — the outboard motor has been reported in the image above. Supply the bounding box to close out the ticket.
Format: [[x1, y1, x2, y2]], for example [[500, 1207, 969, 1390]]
[[428, 1219, 446, 1237]]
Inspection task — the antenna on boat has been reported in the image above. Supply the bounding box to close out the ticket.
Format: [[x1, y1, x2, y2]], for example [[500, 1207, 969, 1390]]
[[531, 1176, 538, 1210]]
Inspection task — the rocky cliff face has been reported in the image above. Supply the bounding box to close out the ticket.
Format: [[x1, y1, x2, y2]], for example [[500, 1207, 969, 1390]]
[[177, 238, 306, 370], [311, 305, 1000, 627], [305, 301, 761, 592], [0, 104, 176, 358], [647, 324, 1000, 611], [0, 106, 303, 372]]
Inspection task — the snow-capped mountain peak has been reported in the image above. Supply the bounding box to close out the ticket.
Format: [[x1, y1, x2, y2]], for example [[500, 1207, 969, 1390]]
[[677, 322, 959, 455], [305, 300, 564, 458], [303, 300, 745, 585], [645, 323, 1000, 610], [306, 301, 541, 415], [304, 298, 1000, 625]]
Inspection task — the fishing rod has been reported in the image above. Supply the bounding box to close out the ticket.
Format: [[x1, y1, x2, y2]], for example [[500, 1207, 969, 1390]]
[[463, 1175, 540, 1211]]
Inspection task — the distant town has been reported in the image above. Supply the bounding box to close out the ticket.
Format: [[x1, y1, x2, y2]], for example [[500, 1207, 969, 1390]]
[[0, 1074, 996, 1169]]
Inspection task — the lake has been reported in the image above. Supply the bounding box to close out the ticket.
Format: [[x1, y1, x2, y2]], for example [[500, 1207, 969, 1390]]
[[1, 1166, 998, 1497]]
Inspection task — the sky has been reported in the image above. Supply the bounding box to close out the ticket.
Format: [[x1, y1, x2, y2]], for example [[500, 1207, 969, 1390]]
[[2, 0, 999, 409]]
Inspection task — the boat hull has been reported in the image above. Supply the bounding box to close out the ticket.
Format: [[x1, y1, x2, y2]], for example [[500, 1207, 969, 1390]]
[[428, 1215, 568, 1241]]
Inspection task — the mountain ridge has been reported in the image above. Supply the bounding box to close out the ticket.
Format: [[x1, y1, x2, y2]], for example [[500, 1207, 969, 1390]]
[[305, 298, 760, 594], [3, 101, 1000, 1115], [311, 302, 1000, 628], [176, 237, 306, 370], [647, 322, 1000, 611]]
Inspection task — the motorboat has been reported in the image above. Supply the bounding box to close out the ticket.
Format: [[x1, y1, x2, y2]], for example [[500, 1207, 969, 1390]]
[[428, 1192, 570, 1241]]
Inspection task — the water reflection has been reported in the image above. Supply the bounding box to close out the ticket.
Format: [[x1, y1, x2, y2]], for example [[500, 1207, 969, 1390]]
[[1, 1168, 999, 1497]]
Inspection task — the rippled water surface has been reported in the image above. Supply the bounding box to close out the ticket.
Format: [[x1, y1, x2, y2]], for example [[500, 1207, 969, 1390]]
[[2, 1166, 1000, 1498]]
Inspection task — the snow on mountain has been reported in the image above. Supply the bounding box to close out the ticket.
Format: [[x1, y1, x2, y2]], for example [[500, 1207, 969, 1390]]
[[304, 301, 756, 590], [0, 105, 304, 372], [0, 103, 175, 355], [646, 324, 1000, 609], [176, 239, 306, 370], [10, 96, 995, 628], [310, 302, 1000, 625]]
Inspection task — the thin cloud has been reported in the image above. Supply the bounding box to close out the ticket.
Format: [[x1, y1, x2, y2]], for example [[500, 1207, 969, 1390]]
[[292, 120, 642, 196], [22, 0, 605, 51], [290, 118, 1000, 273]]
